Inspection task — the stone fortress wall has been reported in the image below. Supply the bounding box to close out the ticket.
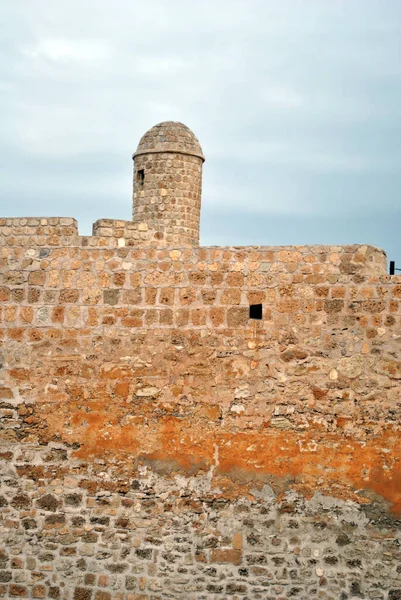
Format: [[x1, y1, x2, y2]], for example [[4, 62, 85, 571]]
[[0, 123, 401, 600]]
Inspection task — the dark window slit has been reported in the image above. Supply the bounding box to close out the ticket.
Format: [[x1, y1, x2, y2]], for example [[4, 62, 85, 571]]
[[137, 169, 145, 185], [249, 304, 262, 320]]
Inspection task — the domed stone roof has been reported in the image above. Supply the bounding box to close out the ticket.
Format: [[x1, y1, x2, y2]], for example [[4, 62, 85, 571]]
[[133, 121, 204, 161]]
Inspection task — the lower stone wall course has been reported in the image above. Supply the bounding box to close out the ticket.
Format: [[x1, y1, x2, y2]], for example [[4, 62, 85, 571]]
[[1, 459, 401, 600]]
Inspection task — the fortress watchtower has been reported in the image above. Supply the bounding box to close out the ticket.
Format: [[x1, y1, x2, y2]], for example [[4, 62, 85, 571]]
[[132, 121, 205, 246]]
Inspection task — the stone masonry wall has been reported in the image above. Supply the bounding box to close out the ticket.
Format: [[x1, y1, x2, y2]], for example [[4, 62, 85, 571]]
[[92, 221, 165, 247], [0, 219, 79, 249], [1, 230, 401, 600], [0, 219, 166, 249]]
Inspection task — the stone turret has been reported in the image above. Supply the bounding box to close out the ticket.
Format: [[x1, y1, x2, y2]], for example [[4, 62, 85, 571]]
[[132, 121, 205, 246]]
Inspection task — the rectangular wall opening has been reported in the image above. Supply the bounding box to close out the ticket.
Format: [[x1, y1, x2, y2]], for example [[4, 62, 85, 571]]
[[249, 304, 263, 320], [137, 169, 145, 185]]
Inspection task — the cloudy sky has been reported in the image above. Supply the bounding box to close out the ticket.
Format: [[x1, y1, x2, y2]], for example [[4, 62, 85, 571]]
[[1, 0, 400, 266]]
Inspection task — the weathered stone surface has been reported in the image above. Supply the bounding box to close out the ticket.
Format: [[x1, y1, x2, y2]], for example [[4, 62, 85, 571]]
[[36, 493, 58, 512], [0, 123, 399, 599]]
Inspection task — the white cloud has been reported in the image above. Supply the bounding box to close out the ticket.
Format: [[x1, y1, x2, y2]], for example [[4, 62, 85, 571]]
[[24, 39, 112, 63]]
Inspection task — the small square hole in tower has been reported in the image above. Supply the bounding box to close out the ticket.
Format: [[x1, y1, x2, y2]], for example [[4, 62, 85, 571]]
[[137, 169, 145, 185], [249, 304, 262, 320]]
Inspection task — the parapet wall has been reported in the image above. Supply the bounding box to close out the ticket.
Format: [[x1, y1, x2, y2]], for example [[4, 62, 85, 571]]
[[1, 219, 401, 599], [0, 218, 79, 248], [92, 220, 165, 247], [0, 217, 166, 248]]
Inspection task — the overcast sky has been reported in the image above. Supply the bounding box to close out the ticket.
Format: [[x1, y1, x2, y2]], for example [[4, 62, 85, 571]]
[[1, 0, 400, 267]]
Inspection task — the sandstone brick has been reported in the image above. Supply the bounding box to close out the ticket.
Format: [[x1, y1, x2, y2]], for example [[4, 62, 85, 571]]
[[114, 382, 130, 398], [0, 288, 9, 302], [175, 308, 189, 326], [375, 359, 401, 379], [62, 270, 75, 287], [324, 299, 344, 313], [180, 288, 196, 305], [9, 368, 30, 381], [113, 272, 126, 287], [191, 308, 206, 326], [121, 311, 143, 327], [315, 286, 329, 297], [102, 315, 116, 325], [82, 288, 101, 304], [201, 289, 217, 304], [87, 307, 99, 326], [84, 574, 95, 586], [9, 585, 28, 597], [32, 585, 46, 598], [36, 494, 58, 512], [144, 271, 165, 285], [64, 493, 83, 507], [209, 307, 225, 326], [73, 588, 92, 600], [103, 290, 119, 306], [159, 288, 174, 305], [247, 291, 265, 304], [143, 309, 158, 325], [20, 306, 34, 323], [246, 272, 264, 286], [145, 287, 157, 305], [4, 306, 17, 322], [94, 592, 110, 600], [125, 576, 137, 590], [331, 286, 346, 298], [5, 272, 25, 285], [28, 271, 46, 286], [123, 289, 142, 304], [210, 549, 242, 565], [363, 300, 386, 313], [278, 299, 300, 313], [11, 288, 25, 302], [189, 271, 207, 285], [278, 250, 301, 262], [97, 576, 109, 588], [210, 272, 224, 286], [227, 307, 248, 327], [60, 289, 79, 303], [27, 288, 41, 303], [51, 306, 65, 323], [9, 327, 25, 340], [159, 309, 173, 325], [221, 288, 241, 305], [10, 494, 31, 509], [98, 273, 110, 288], [198, 404, 222, 421], [226, 272, 244, 286], [304, 274, 326, 284]]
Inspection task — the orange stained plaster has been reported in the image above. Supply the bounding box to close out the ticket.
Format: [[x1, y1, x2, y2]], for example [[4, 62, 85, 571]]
[[40, 405, 401, 514]]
